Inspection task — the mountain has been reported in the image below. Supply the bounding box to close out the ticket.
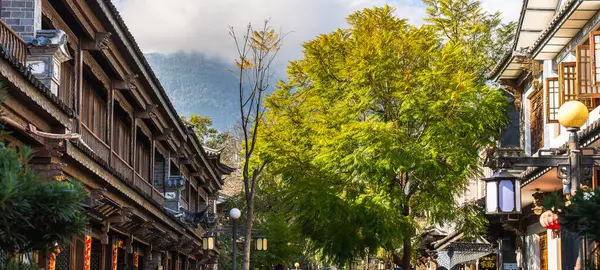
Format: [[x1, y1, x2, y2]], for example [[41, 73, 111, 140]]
[[145, 52, 240, 131]]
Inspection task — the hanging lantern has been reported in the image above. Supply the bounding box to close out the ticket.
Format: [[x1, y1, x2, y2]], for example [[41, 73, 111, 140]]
[[539, 210, 560, 230], [202, 234, 214, 250], [484, 169, 522, 214], [255, 236, 268, 251]]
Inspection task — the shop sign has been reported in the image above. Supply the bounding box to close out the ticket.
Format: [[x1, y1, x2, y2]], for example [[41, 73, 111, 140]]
[[478, 253, 497, 270]]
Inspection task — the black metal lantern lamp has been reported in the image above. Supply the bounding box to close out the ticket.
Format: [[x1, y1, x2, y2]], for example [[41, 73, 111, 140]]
[[484, 169, 521, 214], [202, 233, 215, 250], [255, 235, 267, 251]]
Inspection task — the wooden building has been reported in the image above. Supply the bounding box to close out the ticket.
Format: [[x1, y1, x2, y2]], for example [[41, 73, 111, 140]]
[[487, 0, 600, 269], [0, 0, 234, 269]]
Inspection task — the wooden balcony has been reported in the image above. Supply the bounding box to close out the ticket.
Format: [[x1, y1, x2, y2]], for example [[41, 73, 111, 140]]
[[112, 152, 133, 183], [134, 172, 165, 206], [0, 19, 27, 64], [81, 124, 110, 163]]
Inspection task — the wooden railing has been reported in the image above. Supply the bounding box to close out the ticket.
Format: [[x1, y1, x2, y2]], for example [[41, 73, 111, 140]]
[[112, 152, 133, 183], [134, 172, 152, 197], [0, 19, 26, 64], [152, 189, 165, 206], [81, 124, 110, 163]]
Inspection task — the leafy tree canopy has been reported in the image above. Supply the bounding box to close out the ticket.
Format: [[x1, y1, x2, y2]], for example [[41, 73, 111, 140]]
[[256, 2, 511, 266]]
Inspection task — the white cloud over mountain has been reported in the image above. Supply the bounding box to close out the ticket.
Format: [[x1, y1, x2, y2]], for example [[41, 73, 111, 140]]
[[113, 0, 521, 68]]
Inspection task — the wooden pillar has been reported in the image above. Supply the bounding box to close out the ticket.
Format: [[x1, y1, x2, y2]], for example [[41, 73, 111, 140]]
[[131, 117, 137, 181], [151, 139, 156, 186], [164, 150, 171, 194], [76, 44, 84, 133], [108, 86, 115, 164], [99, 241, 106, 270]]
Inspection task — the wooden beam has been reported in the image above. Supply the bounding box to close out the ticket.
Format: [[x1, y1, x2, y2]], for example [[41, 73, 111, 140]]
[[81, 32, 111, 51], [155, 128, 174, 141], [135, 104, 159, 119], [112, 74, 138, 90]]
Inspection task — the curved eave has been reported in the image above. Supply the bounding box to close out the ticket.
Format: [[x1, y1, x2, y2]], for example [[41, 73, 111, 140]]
[[514, 0, 560, 51], [530, 0, 600, 60], [488, 53, 524, 82], [217, 163, 236, 174]]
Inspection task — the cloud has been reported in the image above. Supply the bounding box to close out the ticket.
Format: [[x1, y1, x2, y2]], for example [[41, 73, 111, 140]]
[[113, 0, 520, 67], [479, 0, 523, 23]]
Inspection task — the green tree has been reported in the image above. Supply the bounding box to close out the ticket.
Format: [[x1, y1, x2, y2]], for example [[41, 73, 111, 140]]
[[181, 114, 234, 163], [229, 20, 284, 270], [256, 3, 510, 268], [0, 88, 87, 269]]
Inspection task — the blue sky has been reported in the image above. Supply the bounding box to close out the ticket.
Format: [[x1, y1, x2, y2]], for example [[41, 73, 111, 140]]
[[113, 0, 521, 67]]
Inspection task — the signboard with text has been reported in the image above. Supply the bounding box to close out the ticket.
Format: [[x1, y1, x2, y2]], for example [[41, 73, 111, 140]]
[[479, 253, 497, 270]]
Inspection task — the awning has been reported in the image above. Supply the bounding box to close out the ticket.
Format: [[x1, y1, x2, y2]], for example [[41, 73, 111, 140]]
[[437, 243, 495, 269]]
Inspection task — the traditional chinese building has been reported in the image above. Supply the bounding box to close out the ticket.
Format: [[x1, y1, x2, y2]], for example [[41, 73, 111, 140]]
[[488, 0, 600, 269], [0, 0, 234, 269]]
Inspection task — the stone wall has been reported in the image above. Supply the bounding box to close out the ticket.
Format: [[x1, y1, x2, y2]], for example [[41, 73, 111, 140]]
[[0, 0, 41, 41]]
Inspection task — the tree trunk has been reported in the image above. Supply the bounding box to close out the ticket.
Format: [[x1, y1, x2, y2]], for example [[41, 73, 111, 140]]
[[242, 195, 255, 270], [400, 204, 412, 270], [401, 237, 412, 270]]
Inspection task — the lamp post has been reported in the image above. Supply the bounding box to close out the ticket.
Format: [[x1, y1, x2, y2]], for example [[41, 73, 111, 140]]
[[485, 100, 596, 268], [230, 208, 241, 270], [295, 262, 300, 269]]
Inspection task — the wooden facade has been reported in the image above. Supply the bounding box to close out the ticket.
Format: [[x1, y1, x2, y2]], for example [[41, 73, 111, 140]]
[[0, 0, 234, 269]]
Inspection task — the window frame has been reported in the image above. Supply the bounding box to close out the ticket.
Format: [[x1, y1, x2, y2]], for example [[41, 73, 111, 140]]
[[546, 78, 560, 123]]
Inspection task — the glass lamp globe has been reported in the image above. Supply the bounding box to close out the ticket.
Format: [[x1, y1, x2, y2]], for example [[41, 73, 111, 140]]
[[558, 101, 588, 128], [230, 208, 241, 219]]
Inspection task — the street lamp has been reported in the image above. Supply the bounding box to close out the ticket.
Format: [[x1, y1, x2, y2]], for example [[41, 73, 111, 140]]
[[230, 208, 241, 270], [295, 262, 300, 269], [485, 100, 595, 268], [202, 233, 214, 250], [483, 169, 521, 214], [255, 235, 268, 251]]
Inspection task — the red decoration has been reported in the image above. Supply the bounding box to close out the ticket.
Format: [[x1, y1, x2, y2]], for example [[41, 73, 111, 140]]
[[112, 244, 118, 270], [84, 236, 92, 270], [540, 210, 560, 230], [48, 249, 58, 270], [134, 251, 139, 268]]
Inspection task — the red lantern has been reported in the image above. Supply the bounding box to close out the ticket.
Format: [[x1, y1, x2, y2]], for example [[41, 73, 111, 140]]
[[540, 210, 560, 230]]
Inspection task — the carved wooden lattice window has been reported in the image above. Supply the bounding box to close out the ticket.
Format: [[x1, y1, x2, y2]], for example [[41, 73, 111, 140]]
[[82, 78, 108, 142], [55, 245, 70, 270], [575, 44, 600, 109], [591, 31, 600, 85], [547, 78, 560, 122], [559, 62, 577, 103], [530, 90, 544, 154]]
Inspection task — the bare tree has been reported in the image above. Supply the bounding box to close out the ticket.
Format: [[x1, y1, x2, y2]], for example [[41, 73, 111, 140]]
[[229, 20, 283, 270]]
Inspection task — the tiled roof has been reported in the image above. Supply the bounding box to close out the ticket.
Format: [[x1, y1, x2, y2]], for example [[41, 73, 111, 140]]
[[0, 44, 74, 117]]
